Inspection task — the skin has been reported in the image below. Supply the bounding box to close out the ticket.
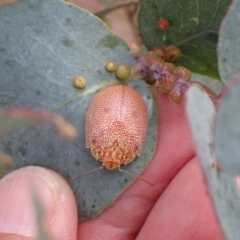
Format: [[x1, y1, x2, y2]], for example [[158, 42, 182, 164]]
[[0, 89, 225, 240]]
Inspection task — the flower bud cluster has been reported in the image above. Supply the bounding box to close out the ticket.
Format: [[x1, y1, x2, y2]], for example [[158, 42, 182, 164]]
[[135, 49, 191, 104]]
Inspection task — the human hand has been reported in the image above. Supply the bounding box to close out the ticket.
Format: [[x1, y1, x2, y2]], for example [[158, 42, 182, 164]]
[[0, 91, 225, 240]]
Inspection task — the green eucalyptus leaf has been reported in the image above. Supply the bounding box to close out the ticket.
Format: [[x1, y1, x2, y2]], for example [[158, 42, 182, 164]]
[[186, 85, 240, 240], [0, 0, 158, 221], [218, 0, 240, 84], [0, 108, 77, 177], [214, 78, 240, 176], [32, 191, 54, 240], [137, 0, 232, 79]]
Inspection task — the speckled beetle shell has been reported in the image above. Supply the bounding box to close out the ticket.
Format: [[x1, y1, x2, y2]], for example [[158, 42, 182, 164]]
[[86, 85, 148, 170]]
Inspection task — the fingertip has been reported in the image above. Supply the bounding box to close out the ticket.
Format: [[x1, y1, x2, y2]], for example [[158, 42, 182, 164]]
[[0, 166, 78, 240]]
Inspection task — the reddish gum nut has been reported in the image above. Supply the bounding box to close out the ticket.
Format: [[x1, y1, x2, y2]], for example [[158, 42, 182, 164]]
[[155, 82, 166, 93], [86, 85, 148, 170], [144, 51, 163, 67], [165, 46, 181, 62], [162, 62, 176, 73], [169, 79, 190, 104], [156, 75, 175, 93], [174, 66, 191, 80], [153, 48, 166, 61], [169, 88, 184, 104], [158, 18, 169, 31], [162, 75, 176, 92]]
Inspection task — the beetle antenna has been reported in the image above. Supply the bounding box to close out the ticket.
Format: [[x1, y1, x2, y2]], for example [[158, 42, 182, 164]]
[[70, 166, 104, 183], [118, 168, 154, 187], [70, 167, 154, 187]]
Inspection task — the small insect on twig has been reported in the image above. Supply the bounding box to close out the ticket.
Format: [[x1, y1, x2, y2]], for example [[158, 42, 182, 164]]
[[71, 85, 154, 187]]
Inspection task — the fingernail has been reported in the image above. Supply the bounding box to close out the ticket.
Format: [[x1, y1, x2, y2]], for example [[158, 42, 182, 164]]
[[0, 166, 62, 237]]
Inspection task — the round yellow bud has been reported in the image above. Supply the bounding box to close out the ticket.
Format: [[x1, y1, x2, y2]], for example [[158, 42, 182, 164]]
[[73, 76, 87, 88], [105, 61, 117, 72], [116, 64, 131, 80]]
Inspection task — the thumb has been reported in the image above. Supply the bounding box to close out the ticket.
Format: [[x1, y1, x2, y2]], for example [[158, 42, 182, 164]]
[[0, 166, 78, 240]]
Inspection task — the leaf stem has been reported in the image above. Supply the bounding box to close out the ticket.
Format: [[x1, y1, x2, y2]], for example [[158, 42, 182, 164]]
[[95, 0, 138, 18]]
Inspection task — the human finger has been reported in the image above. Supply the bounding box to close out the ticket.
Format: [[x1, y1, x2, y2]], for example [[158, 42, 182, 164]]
[[0, 166, 78, 240]]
